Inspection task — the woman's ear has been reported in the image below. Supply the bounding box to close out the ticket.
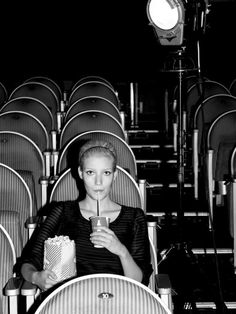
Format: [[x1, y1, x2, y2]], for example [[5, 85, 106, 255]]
[[78, 166, 83, 179], [113, 168, 118, 181]]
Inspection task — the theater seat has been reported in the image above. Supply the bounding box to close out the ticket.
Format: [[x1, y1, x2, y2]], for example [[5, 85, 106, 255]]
[[31, 274, 172, 314]]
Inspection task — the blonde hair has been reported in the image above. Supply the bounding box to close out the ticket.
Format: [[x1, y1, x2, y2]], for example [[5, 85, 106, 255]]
[[78, 140, 117, 171]]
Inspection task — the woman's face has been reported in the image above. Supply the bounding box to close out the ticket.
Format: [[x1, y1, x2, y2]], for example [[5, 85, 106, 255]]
[[78, 152, 117, 201]]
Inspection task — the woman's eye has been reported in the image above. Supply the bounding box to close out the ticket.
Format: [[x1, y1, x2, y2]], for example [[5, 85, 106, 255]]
[[85, 170, 94, 175], [104, 171, 112, 176]]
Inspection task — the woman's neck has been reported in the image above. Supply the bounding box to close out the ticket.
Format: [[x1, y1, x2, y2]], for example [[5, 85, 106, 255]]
[[79, 196, 120, 220], [81, 196, 114, 211]]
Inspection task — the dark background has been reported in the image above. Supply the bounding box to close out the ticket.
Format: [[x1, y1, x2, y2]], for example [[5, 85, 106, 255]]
[[0, 0, 235, 90]]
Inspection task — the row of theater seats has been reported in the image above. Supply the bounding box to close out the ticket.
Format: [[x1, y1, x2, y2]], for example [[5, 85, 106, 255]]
[[0, 76, 172, 314], [170, 74, 236, 277], [2, 72, 236, 313]]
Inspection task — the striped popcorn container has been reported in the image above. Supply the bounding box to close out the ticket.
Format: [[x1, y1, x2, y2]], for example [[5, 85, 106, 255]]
[[43, 235, 77, 282]]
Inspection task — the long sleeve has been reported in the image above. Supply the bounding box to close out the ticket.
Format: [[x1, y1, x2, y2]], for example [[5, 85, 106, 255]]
[[129, 208, 153, 285], [18, 202, 65, 271]]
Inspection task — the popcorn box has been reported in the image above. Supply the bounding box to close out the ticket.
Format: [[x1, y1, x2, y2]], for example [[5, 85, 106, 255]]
[[43, 235, 77, 282]]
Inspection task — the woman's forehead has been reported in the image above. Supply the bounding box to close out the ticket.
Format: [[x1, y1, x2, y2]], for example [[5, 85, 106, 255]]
[[83, 153, 113, 166]]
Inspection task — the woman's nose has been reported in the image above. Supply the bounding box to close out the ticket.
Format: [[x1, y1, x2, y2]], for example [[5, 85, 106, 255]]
[[95, 174, 102, 185]]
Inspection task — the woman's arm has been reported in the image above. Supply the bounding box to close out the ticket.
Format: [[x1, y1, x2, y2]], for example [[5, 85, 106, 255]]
[[129, 208, 153, 285], [117, 242, 143, 282], [89, 207, 153, 284], [20, 202, 65, 289], [21, 263, 58, 290], [90, 226, 143, 282]]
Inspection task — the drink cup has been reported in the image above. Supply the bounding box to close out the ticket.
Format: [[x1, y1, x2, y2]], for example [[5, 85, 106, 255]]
[[90, 216, 110, 248]]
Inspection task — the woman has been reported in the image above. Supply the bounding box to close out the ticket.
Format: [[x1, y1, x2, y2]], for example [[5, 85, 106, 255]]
[[20, 140, 153, 291]]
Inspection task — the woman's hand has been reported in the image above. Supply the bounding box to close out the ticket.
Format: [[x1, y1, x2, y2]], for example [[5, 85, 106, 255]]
[[32, 269, 58, 291], [90, 226, 126, 256]]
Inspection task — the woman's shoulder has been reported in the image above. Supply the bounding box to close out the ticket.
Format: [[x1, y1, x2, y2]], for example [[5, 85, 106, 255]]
[[39, 200, 78, 216], [121, 205, 145, 219]]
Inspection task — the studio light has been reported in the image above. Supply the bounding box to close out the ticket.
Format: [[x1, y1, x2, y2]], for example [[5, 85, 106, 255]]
[[146, 0, 185, 46]]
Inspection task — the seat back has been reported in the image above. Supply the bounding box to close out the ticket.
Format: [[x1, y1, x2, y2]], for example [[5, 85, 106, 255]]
[[68, 81, 120, 108], [0, 224, 17, 314], [194, 94, 236, 153], [186, 80, 230, 129], [207, 110, 236, 182], [71, 76, 115, 91], [58, 130, 137, 179], [50, 166, 141, 208], [0, 163, 32, 247], [0, 131, 45, 211], [65, 96, 122, 124], [231, 146, 236, 180], [8, 82, 59, 119], [0, 81, 8, 109], [24, 76, 62, 103], [0, 96, 55, 132], [0, 110, 49, 152], [59, 110, 126, 148], [229, 78, 236, 97], [0, 210, 23, 258], [33, 274, 171, 314], [173, 75, 209, 102]]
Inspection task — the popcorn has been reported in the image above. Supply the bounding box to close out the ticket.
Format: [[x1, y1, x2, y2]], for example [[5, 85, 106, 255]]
[[43, 235, 77, 282]]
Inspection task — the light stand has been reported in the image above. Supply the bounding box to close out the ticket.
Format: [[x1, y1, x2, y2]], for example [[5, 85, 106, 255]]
[[146, 0, 211, 310], [158, 49, 202, 311], [147, 1, 229, 311]]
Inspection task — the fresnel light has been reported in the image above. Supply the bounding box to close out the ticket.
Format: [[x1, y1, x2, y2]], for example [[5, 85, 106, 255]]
[[147, 0, 210, 47], [146, 0, 186, 46]]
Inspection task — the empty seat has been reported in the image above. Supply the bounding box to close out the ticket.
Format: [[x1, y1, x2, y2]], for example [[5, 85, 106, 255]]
[[0, 210, 23, 258], [0, 96, 55, 133], [0, 223, 21, 314], [31, 274, 171, 314], [64, 96, 122, 124], [0, 131, 48, 211], [0, 163, 33, 246], [8, 82, 59, 122], [229, 78, 236, 97], [68, 81, 120, 109], [192, 94, 236, 199], [71, 75, 115, 91], [24, 76, 63, 104], [59, 110, 127, 148], [0, 81, 8, 109], [0, 111, 50, 152], [206, 110, 236, 229], [186, 80, 231, 130]]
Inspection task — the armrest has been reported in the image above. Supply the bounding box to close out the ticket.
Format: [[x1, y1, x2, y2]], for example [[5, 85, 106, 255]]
[[50, 129, 58, 151], [21, 280, 38, 296], [120, 111, 125, 130], [193, 129, 199, 199], [227, 180, 236, 273], [4, 277, 22, 296], [21, 280, 39, 313], [51, 150, 59, 176], [43, 151, 51, 178], [3, 277, 23, 314], [138, 179, 146, 212], [25, 215, 41, 238], [207, 149, 214, 230], [155, 274, 173, 312], [173, 122, 177, 153], [25, 215, 41, 228], [39, 176, 49, 208]]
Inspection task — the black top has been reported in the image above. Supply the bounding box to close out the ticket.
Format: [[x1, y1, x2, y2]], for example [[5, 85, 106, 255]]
[[20, 201, 153, 286]]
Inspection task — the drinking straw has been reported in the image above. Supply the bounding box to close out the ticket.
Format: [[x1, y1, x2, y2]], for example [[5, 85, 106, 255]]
[[96, 192, 100, 216]]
